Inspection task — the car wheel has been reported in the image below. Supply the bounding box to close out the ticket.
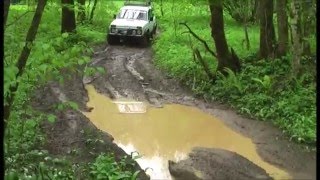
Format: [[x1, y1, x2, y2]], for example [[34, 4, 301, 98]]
[[152, 25, 157, 35], [141, 32, 150, 47], [107, 35, 118, 45]]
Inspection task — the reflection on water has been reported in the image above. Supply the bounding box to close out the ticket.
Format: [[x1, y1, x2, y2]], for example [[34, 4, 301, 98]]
[[82, 85, 290, 180]]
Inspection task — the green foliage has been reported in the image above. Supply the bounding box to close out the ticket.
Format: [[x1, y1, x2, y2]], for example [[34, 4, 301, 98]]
[[90, 153, 141, 180], [4, 1, 124, 179], [223, 0, 257, 24], [153, 1, 316, 145]]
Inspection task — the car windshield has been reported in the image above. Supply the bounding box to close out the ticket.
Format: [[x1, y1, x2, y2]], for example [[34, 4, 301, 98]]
[[117, 9, 147, 20]]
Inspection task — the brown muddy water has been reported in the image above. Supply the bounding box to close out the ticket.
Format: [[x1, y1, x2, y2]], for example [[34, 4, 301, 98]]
[[82, 85, 291, 180]]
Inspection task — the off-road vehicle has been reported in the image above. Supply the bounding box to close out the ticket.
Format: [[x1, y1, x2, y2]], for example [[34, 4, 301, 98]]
[[107, 0, 157, 46]]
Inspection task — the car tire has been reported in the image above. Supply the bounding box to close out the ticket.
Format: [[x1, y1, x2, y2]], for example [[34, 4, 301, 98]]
[[141, 32, 150, 47], [107, 34, 118, 45], [152, 25, 157, 35]]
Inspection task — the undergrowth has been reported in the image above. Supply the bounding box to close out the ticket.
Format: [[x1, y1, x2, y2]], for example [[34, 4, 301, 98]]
[[152, 1, 316, 145]]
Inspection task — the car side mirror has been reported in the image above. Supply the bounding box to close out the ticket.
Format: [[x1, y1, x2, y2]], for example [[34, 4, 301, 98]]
[[150, 16, 154, 21], [113, 14, 116, 19]]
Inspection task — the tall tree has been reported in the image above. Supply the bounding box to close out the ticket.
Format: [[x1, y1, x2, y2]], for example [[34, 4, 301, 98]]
[[276, 0, 289, 57], [209, 0, 241, 73], [4, 0, 47, 124], [4, 0, 11, 27], [77, 0, 86, 22], [61, 0, 76, 33], [259, 0, 276, 59]]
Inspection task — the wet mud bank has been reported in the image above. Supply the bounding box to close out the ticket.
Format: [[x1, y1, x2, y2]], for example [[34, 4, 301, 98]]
[[31, 62, 149, 179]]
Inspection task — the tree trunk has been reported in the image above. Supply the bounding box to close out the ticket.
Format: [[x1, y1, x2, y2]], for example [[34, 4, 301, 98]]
[[77, 0, 86, 22], [209, 0, 241, 73], [300, 1, 313, 55], [289, 0, 303, 73], [4, 0, 47, 124], [276, 0, 288, 57], [61, 0, 76, 33], [259, 0, 276, 59], [251, 0, 258, 22], [4, 0, 11, 27], [89, 0, 97, 21]]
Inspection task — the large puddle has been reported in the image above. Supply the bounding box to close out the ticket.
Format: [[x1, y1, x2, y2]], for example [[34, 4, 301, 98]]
[[82, 85, 290, 179]]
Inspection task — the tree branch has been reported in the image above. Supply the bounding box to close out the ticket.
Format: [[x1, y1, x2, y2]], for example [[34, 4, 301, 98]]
[[193, 48, 216, 81], [179, 22, 217, 58], [5, 11, 36, 28]]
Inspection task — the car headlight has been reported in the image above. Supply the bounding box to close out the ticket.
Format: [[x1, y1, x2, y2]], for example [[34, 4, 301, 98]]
[[132, 30, 136, 35], [137, 27, 142, 35]]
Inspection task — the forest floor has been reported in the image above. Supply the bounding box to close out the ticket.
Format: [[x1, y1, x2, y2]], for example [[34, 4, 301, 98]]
[[32, 41, 316, 179]]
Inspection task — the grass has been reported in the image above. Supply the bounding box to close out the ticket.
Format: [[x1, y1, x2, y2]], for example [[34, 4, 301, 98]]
[[152, 1, 316, 145]]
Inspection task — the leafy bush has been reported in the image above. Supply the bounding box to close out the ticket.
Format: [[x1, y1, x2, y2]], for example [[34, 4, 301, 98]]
[[90, 153, 141, 180], [4, 1, 121, 178]]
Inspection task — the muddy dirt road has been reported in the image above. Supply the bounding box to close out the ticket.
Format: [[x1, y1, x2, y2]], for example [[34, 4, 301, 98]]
[[34, 43, 316, 179], [83, 44, 316, 179]]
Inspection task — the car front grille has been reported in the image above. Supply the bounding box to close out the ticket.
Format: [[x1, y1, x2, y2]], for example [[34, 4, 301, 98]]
[[116, 28, 135, 35]]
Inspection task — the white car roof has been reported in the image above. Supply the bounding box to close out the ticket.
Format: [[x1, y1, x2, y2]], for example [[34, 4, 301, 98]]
[[121, 5, 151, 11]]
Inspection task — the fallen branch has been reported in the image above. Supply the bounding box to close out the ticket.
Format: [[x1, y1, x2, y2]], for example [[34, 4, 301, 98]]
[[179, 22, 217, 58]]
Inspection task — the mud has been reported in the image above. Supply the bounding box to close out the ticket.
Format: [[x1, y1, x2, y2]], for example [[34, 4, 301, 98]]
[[32, 43, 316, 180], [168, 147, 272, 180]]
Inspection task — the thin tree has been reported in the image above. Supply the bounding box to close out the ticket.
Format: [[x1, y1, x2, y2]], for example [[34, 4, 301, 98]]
[[61, 0, 77, 33], [4, 0, 11, 27], [259, 0, 276, 59], [209, 0, 241, 73], [289, 0, 303, 73], [276, 0, 289, 57], [4, 0, 47, 124]]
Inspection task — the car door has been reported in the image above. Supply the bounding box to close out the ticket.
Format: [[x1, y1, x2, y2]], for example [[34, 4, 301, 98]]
[[147, 9, 155, 32]]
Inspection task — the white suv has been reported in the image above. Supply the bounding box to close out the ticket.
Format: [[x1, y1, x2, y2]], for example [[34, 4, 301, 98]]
[[107, 0, 157, 46]]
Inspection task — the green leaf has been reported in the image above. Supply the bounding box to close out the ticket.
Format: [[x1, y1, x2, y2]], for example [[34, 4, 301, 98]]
[[131, 170, 140, 180], [57, 103, 65, 111], [96, 67, 106, 74], [42, 44, 50, 51], [62, 33, 69, 38], [26, 119, 37, 128], [39, 64, 48, 73], [47, 114, 56, 123], [68, 101, 79, 110], [78, 58, 85, 65]]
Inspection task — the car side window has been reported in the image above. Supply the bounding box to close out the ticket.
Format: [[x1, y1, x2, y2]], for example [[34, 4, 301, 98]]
[[148, 10, 153, 21]]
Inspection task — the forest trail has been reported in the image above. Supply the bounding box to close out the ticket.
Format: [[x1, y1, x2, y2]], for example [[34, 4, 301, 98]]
[[80, 44, 316, 179], [34, 43, 316, 180]]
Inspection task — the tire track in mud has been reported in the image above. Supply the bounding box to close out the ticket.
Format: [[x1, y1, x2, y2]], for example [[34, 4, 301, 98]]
[[86, 45, 183, 107]]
